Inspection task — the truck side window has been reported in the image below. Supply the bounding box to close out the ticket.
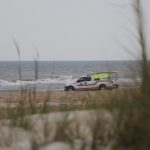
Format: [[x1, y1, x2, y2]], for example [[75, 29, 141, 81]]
[[85, 77, 91, 81]]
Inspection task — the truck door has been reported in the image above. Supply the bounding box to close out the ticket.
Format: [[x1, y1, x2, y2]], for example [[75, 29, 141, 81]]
[[84, 76, 93, 88], [76, 77, 88, 90], [76, 76, 94, 90]]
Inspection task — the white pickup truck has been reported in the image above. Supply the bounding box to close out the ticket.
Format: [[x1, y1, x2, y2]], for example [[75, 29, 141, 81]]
[[64, 75, 114, 91]]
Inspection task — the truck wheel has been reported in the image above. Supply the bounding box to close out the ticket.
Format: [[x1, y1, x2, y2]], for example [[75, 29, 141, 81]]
[[99, 84, 107, 90], [67, 86, 75, 91]]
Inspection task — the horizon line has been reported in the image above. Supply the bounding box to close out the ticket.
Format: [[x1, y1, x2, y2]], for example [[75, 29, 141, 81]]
[[0, 59, 144, 62]]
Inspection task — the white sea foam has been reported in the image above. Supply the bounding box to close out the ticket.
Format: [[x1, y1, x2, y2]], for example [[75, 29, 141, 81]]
[[0, 79, 18, 86], [0, 77, 142, 87], [0, 75, 75, 87]]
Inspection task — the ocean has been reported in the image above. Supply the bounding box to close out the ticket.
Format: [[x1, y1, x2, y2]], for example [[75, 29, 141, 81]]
[[0, 61, 141, 92]]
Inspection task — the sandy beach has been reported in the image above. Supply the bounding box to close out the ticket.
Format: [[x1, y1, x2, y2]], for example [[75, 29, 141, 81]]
[[0, 88, 131, 108]]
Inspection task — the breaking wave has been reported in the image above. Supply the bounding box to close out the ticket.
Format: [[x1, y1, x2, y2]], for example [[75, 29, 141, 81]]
[[0, 75, 75, 87], [0, 77, 142, 87]]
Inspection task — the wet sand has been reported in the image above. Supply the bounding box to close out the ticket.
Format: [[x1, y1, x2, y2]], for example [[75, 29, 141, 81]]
[[0, 89, 117, 101], [0, 88, 131, 105]]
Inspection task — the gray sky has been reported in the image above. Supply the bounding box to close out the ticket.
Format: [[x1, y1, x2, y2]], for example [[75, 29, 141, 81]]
[[0, 0, 150, 60]]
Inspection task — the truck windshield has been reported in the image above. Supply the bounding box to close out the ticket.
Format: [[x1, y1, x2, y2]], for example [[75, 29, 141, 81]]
[[77, 76, 92, 82], [77, 77, 85, 82]]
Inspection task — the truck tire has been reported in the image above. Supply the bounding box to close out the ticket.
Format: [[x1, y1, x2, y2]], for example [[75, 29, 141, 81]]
[[114, 85, 119, 89], [99, 84, 107, 90], [67, 86, 75, 91]]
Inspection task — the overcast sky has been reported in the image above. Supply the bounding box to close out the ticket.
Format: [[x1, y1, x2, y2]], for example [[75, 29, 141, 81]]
[[0, 0, 150, 61]]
